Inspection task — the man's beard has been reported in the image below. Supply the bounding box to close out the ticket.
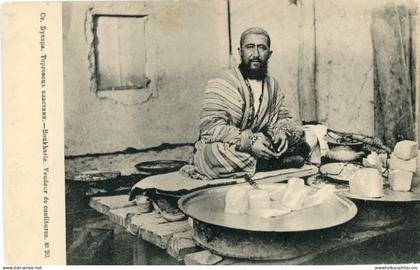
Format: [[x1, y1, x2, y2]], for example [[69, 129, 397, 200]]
[[239, 61, 268, 80]]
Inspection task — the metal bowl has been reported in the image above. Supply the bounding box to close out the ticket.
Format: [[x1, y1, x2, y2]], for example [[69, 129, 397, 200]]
[[324, 135, 364, 149], [134, 160, 188, 175]]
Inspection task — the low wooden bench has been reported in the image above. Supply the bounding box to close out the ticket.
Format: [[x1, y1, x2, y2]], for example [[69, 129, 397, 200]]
[[89, 192, 420, 264], [90, 195, 196, 262]]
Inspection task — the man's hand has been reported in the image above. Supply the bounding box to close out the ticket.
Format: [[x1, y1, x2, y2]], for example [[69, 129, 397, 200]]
[[251, 134, 276, 160], [273, 131, 288, 157]]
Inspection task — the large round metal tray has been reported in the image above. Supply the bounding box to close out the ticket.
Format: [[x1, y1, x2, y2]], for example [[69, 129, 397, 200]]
[[178, 183, 357, 232]]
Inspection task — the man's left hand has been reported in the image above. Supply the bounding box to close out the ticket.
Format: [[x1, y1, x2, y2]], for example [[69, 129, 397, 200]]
[[273, 131, 288, 157]]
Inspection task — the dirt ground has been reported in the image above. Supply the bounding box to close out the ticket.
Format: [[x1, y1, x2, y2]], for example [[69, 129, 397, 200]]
[[65, 144, 420, 265], [65, 144, 192, 265]]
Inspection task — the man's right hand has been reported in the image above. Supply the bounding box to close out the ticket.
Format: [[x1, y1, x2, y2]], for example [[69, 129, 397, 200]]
[[251, 134, 276, 160]]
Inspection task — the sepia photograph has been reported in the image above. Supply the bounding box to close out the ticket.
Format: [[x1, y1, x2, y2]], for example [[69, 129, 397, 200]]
[[62, 0, 420, 265], [5, 0, 420, 266]]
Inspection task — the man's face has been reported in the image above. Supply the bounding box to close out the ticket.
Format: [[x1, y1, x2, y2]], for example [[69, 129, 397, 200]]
[[239, 34, 272, 73]]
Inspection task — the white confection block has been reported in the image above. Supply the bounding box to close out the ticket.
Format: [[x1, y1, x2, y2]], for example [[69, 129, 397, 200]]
[[350, 168, 383, 198], [393, 140, 418, 160], [281, 178, 307, 210], [224, 186, 250, 214], [270, 200, 291, 211], [268, 186, 287, 201], [389, 170, 413, 192], [389, 154, 417, 172], [303, 184, 335, 208], [248, 189, 270, 209]]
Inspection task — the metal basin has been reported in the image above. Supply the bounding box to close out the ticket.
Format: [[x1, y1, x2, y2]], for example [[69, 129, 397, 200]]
[[191, 219, 320, 261], [178, 183, 357, 232]]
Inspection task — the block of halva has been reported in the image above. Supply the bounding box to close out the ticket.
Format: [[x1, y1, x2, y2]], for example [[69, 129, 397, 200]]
[[350, 168, 384, 198], [248, 189, 270, 210], [389, 154, 417, 172], [224, 186, 251, 214], [281, 178, 308, 210], [389, 170, 413, 192], [393, 140, 418, 160]]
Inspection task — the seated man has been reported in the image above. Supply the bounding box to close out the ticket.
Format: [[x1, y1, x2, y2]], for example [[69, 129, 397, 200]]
[[182, 27, 309, 180]]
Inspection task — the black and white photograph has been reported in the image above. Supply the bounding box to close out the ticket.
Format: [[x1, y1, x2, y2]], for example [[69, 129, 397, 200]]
[[4, 0, 420, 266]]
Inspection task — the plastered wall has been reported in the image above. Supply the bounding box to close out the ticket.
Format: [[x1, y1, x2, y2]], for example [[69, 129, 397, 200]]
[[315, 0, 415, 135], [230, 0, 404, 136], [64, 0, 416, 156], [63, 1, 229, 156]]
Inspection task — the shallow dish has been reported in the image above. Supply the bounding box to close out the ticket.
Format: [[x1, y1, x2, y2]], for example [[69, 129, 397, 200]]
[[319, 162, 363, 182], [134, 160, 188, 174], [71, 170, 121, 182]]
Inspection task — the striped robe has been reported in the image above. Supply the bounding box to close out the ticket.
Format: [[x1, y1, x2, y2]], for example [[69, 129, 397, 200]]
[[192, 66, 298, 179]]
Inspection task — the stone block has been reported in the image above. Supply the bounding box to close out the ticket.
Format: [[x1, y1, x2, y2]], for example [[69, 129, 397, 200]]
[[89, 195, 135, 216], [184, 250, 223, 265], [166, 230, 199, 261], [139, 220, 190, 249]]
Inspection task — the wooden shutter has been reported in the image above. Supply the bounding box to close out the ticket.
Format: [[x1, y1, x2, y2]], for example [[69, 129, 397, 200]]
[[94, 15, 147, 91]]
